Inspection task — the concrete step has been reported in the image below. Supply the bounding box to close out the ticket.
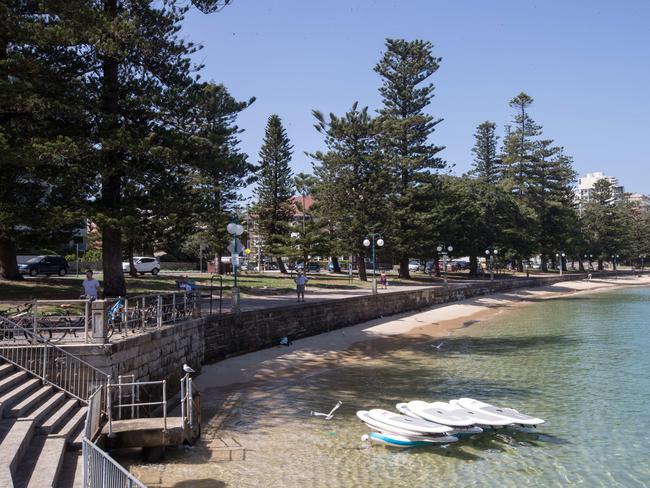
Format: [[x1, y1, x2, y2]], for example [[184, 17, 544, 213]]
[[69, 426, 84, 451], [0, 370, 28, 395], [7, 385, 53, 419], [40, 399, 78, 435], [23, 391, 65, 424], [51, 406, 86, 440], [0, 378, 40, 418], [0, 419, 35, 484], [55, 450, 83, 488], [25, 437, 67, 488], [0, 363, 15, 380]]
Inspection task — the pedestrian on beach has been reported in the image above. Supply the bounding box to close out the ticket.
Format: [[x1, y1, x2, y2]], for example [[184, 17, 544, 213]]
[[81, 269, 101, 300], [295, 271, 308, 302], [379, 271, 388, 289]]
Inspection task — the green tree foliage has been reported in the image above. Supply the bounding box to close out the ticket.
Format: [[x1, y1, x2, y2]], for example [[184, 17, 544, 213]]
[[581, 179, 631, 270], [310, 103, 387, 281], [374, 39, 446, 278], [254, 115, 294, 273], [0, 1, 89, 279], [470, 121, 501, 184]]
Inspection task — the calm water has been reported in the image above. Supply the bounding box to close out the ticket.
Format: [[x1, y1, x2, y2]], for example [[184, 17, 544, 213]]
[[129, 287, 650, 487]]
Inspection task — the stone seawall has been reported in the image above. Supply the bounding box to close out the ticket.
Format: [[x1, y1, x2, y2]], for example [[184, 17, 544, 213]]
[[67, 272, 625, 394]]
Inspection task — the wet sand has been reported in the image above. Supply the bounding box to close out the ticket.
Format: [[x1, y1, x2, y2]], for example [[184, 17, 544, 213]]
[[196, 274, 650, 391]]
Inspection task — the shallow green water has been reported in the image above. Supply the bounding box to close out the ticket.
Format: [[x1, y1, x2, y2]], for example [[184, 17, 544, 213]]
[[131, 287, 650, 487]]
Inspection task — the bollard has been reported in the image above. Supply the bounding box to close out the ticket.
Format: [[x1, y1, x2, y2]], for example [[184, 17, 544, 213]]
[[91, 300, 108, 344]]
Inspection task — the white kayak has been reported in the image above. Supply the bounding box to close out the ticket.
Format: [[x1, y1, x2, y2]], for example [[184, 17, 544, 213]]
[[396, 403, 483, 436], [451, 398, 545, 426], [365, 431, 458, 447], [356, 409, 452, 436]]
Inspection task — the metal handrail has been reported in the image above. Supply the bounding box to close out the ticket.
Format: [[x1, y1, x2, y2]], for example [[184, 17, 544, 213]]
[[107, 380, 167, 436], [82, 437, 146, 488], [0, 316, 111, 403]]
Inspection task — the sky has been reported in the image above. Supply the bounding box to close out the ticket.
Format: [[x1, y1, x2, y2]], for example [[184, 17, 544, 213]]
[[183, 0, 650, 196]]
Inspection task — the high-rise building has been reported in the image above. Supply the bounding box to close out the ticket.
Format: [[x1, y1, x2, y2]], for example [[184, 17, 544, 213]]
[[575, 172, 624, 211]]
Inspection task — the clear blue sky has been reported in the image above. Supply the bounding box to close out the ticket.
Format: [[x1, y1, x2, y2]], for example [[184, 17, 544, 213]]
[[183, 0, 650, 195]]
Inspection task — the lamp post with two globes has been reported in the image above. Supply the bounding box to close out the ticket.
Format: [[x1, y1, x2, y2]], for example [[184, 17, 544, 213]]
[[363, 233, 384, 294], [227, 221, 245, 312], [437, 244, 453, 285], [485, 247, 498, 282], [555, 251, 566, 276]]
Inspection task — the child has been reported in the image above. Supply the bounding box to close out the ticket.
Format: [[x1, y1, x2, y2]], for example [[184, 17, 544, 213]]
[[379, 271, 388, 289], [295, 271, 308, 302]]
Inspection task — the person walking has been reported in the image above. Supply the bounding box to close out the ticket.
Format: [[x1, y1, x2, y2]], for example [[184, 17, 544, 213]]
[[295, 271, 308, 302], [379, 271, 388, 289], [81, 269, 101, 299]]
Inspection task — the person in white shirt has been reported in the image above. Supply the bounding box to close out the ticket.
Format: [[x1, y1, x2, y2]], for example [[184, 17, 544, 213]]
[[295, 271, 308, 302], [81, 270, 101, 299]]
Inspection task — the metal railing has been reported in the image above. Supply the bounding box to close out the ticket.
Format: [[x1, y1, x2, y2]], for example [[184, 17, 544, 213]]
[[0, 299, 90, 344], [0, 292, 199, 345], [82, 437, 146, 488], [180, 374, 195, 430], [0, 317, 111, 402], [107, 380, 167, 437]]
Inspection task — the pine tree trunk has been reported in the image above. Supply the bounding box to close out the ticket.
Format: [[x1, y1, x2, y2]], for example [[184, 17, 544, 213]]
[[276, 256, 287, 274], [578, 259, 585, 272], [598, 259, 604, 271], [468, 255, 478, 276], [217, 252, 223, 274], [128, 243, 137, 277], [399, 257, 410, 279], [540, 256, 548, 272], [0, 237, 21, 280], [358, 254, 367, 281], [99, 0, 125, 298], [331, 256, 341, 273]]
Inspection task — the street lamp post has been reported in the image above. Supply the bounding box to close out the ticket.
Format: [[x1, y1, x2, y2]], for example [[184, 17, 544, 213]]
[[640, 254, 646, 275], [611, 254, 620, 271], [363, 233, 384, 294], [437, 244, 453, 285], [555, 251, 566, 276], [227, 220, 245, 312], [485, 247, 498, 282]]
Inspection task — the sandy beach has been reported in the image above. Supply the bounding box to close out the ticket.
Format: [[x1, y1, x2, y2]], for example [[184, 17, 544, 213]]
[[196, 274, 650, 391]]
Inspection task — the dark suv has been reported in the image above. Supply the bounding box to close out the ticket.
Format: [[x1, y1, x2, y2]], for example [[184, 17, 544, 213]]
[[18, 255, 69, 277]]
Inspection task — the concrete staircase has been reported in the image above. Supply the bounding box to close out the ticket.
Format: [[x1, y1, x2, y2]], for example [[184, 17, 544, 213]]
[[0, 360, 87, 488]]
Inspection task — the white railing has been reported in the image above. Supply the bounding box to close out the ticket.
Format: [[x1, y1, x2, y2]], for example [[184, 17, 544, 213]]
[[180, 374, 195, 430], [107, 380, 167, 437], [82, 437, 146, 488], [0, 317, 111, 402]]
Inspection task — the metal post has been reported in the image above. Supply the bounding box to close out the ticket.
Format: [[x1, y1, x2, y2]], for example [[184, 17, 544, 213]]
[[490, 255, 494, 282], [162, 379, 167, 432], [123, 298, 128, 335], [180, 376, 186, 423], [42, 344, 48, 383], [444, 254, 448, 285], [188, 377, 193, 429], [32, 298, 38, 339], [84, 299, 91, 344], [141, 296, 146, 329], [107, 382, 114, 437], [157, 295, 162, 328], [172, 293, 176, 320], [371, 238, 377, 295]]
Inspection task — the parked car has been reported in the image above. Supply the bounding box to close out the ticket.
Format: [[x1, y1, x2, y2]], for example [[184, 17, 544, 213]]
[[296, 262, 321, 272], [451, 260, 470, 271], [18, 255, 69, 277], [122, 256, 160, 275], [408, 261, 420, 272]]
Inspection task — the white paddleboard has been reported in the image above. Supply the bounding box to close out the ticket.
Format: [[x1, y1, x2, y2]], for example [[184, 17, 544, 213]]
[[452, 398, 545, 426], [406, 400, 477, 427], [357, 410, 451, 436], [395, 403, 483, 435]]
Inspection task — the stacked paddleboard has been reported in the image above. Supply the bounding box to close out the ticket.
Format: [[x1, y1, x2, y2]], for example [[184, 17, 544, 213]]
[[358, 398, 544, 448]]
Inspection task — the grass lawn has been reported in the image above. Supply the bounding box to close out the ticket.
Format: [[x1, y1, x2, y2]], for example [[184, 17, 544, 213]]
[[0, 270, 429, 303]]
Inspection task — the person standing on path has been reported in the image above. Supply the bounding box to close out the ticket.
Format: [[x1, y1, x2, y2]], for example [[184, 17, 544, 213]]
[[295, 271, 308, 302], [81, 270, 101, 299], [379, 271, 388, 289]]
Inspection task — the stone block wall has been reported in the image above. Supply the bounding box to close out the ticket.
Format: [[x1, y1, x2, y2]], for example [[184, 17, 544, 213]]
[[67, 271, 629, 392]]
